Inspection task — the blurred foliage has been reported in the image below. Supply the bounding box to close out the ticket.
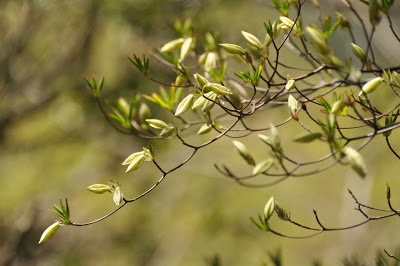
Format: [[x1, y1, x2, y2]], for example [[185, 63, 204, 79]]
[[1, 0, 400, 266]]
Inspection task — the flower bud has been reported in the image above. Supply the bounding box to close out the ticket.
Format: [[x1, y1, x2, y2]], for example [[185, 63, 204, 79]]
[[241, 31, 263, 50], [122, 151, 144, 165], [146, 119, 169, 129], [87, 184, 112, 194], [197, 124, 212, 135], [192, 95, 207, 110], [219, 43, 246, 55], [280, 16, 295, 28], [369, 0, 381, 26], [335, 12, 350, 29], [331, 99, 345, 114], [204, 52, 218, 72], [329, 56, 344, 69], [233, 140, 255, 166], [274, 202, 291, 221], [160, 38, 184, 53], [392, 71, 400, 86], [306, 26, 330, 55], [175, 75, 186, 87], [180, 37, 193, 60], [160, 125, 175, 137], [342, 146, 367, 178], [138, 103, 151, 123], [351, 43, 367, 62], [202, 92, 217, 113], [38, 221, 61, 244], [285, 79, 296, 91], [193, 73, 210, 89], [113, 186, 123, 205], [124, 153, 146, 173], [264, 197, 275, 222], [358, 76, 383, 96], [264, 34, 272, 47], [204, 83, 232, 96], [175, 94, 194, 116], [252, 158, 274, 175], [288, 95, 298, 120]]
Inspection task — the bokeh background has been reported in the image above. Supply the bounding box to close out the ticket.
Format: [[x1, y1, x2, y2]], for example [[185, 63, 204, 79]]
[[1, 0, 400, 265]]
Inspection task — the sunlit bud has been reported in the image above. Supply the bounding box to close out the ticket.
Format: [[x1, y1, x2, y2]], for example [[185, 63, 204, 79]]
[[264, 197, 275, 222], [146, 119, 169, 130], [285, 79, 296, 91], [160, 125, 175, 137], [258, 124, 281, 155], [288, 95, 299, 120], [306, 26, 330, 55], [113, 186, 123, 205], [331, 99, 345, 115], [342, 147, 367, 178], [359, 77, 383, 96], [204, 83, 232, 96], [87, 184, 112, 194], [280, 16, 295, 28], [268, 123, 282, 154], [38, 222, 61, 244], [252, 158, 274, 175], [193, 73, 210, 89], [219, 43, 246, 55], [233, 140, 255, 166], [241, 31, 263, 50], [351, 43, 367, 62], [175, 94, 194, 116], [159, 38, 184, 53], [122, 151, 144, 165], [180, 37, 193, 60], [124, 153, 145, 173], [192, 95, 207, 110], [197, 123, 213, 135], [204, 52, 218, 72], [202, 92, 218, 113]]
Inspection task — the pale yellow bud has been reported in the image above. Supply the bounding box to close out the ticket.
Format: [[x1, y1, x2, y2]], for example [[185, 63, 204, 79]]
[[175, 94, 194, 116], [197, 124, 213, 135], [342, 147, 367, 178], [38, 222, 61, 244], [241, 31, 263, 50], [160, 38, 184, 53], [219, 43, 246, 55], [264, 197, 275, 222], [359, 77, 383, 96], [87, 184, 112, 194]]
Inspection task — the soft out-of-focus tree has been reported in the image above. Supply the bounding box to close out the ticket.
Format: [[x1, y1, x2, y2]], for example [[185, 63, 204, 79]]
[[3, 0, 400, 265]]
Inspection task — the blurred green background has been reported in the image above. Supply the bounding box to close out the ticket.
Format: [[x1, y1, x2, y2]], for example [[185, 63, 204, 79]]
[[1, 0, 400, 265]]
